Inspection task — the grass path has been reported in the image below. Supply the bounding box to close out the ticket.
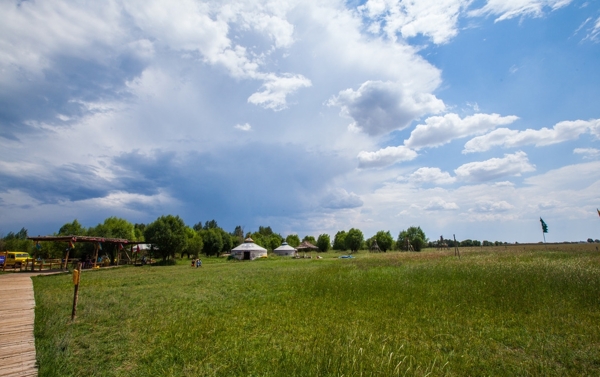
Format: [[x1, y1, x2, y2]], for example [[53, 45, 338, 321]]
[[33, 246, 600, 376]]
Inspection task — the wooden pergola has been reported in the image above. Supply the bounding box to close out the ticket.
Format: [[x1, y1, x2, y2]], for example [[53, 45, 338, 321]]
[[27, 235, 145, 270]]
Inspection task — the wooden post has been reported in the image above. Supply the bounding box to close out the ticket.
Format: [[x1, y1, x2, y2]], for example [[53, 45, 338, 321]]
[[93, 244, 99, 268], [71, 263, 82, 320], [63, 248, 70, 271], [453, 234, 460, 259]]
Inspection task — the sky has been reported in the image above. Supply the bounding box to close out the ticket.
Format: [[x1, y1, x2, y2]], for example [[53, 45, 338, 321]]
[[1, 0, 599, 243]]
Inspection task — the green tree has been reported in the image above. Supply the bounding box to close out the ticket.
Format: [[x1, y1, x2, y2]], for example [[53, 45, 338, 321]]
[[218, 228, 233, 253], [285, 234, 300, 248], [204, 220, 219, 230], [144, 215, 187, 261], [345, 228, 363, 253], [374, 230, 394, 252], [2, 228, 33, 254], [182, 227, 203, 258], [90, 217, 136, 263], [397, 226, 428, 252], [332, 231, 347, 251], [302, 235, 316, 245], [316, 234, 331, 252], [203, 228, 224, 257], [59, 220, 85, 236]]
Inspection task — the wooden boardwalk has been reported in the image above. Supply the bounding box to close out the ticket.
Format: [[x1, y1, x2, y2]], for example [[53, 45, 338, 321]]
[[0, 273, 45, 377]]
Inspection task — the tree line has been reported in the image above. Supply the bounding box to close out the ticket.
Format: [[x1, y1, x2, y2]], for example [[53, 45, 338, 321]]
[[1, 215, 513, 263]]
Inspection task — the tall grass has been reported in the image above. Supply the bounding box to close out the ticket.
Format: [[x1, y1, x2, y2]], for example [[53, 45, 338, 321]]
[[33, 246, 600, 376]]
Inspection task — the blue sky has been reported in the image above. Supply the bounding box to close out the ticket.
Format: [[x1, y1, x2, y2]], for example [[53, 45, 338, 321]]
[[1, 0, 599, 243]]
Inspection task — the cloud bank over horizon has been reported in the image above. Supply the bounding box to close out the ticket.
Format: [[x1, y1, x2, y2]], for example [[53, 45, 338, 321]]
[[1, 0, 599, 242]]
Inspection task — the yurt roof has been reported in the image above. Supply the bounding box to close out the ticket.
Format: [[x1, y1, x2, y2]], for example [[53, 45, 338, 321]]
[[274, 242, 297, 251], [232, 237, 267, 252]]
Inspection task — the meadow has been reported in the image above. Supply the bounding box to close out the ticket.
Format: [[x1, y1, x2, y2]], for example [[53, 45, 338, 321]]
[[32, 244, 600, 376]]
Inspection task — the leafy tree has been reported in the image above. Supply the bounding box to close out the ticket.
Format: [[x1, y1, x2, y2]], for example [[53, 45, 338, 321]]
[[316, 234, 331, 252], [182, 227, 203, 258], [332, 231, 347, 251], [59, 220, 85, 236], [192, 222, 203, 232], [202, 228, 224, 257], [258, 226, 274, 236], [2, 228, 33, 254], [460, 239, 474, 247], [397, 226, 428, 252], [218, 228, 233, 253], [233, 225, 244, 238], [144, 215, 187, 261], [302, 235, 316, 245], [267, 233, 283, 251], [203, 220, 219, 230], [374, 230, 394, 252], [286, 234, 300, 248], [345, 228, 364, 253], [90, 217, 136, 263], [134, 223, 146, 241]]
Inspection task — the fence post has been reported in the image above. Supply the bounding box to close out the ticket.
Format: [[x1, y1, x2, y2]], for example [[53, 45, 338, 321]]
[[71, 263, 82, 320]]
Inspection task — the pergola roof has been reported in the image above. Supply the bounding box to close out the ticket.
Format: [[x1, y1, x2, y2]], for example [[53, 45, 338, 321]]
[[296, 241, 318, 250], [27, 235, 143, 244]]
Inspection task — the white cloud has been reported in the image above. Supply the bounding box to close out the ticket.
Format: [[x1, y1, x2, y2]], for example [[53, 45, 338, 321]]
[[405, 113, 518, 149], [359, 0, 472, 44], [329, 80, 445, 136], [423, 197, 460, 211], [454, 151, 535, 182], [408, 167, 456, 185], [234, 123, 252, 131], [470, 200, 514, 213], [463, 119, 600, 153], [574, 148, 600, 159], [469, 0, 573, 22], [247, 73, 312, 110], [357, 145, 418, 168], [321, 188, 363, 209]]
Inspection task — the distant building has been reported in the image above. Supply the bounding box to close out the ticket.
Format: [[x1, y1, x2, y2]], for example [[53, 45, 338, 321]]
[[230, 237, 267, 260], [273, 241, 297, 257]]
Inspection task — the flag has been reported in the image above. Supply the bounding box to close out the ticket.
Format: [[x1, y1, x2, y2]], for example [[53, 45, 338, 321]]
[[35, 241, 41, 250], [69, 240, 75, 248], [597, 208, 600, 217], [98, 242, 102, 251], [540, 218, 548, 233], [118, 243, 123, 250], [136, 245, 140, 253]]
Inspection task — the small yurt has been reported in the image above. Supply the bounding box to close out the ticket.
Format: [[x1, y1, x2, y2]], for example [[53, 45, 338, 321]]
[[273, 242, 297, 257], [230, 237, 268, 260]]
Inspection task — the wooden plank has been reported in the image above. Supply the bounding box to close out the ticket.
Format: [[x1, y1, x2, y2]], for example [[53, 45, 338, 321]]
[[0, 274, 38, 377]]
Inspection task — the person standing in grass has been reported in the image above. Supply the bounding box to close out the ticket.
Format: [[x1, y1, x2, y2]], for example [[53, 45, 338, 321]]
[[196, 259, 202, 268], [191, 259, 196, 267]]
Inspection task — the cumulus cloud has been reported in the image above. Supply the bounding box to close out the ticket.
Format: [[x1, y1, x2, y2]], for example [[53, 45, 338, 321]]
[[468, 0, 573, 22], [470, 200, 514, 213], [454, 151, 536, 182], [247, 73, 312, 110], [329, 81, 445, 136], [405, 113, 518, 149], [357, 145, 418, 168], [574, 148, 600, 159], [359, 0, 471, 44], [321, 188, 363, 209], [463, 119, 600, 153], [423, 197, 459, 211], [408, 167, 456, 185], [234, 123, 251, 131]]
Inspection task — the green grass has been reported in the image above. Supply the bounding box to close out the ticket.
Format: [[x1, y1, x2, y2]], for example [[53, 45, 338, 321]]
[[33, 246, 600, 376]]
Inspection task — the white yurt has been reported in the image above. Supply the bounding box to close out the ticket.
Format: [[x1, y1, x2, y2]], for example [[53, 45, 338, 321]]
[[273, 242, 297, 257], [230, 237, 268, 260]]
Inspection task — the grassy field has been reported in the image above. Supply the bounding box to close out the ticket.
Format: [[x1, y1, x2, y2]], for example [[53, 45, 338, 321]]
[[32, 244, 600, 376]]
